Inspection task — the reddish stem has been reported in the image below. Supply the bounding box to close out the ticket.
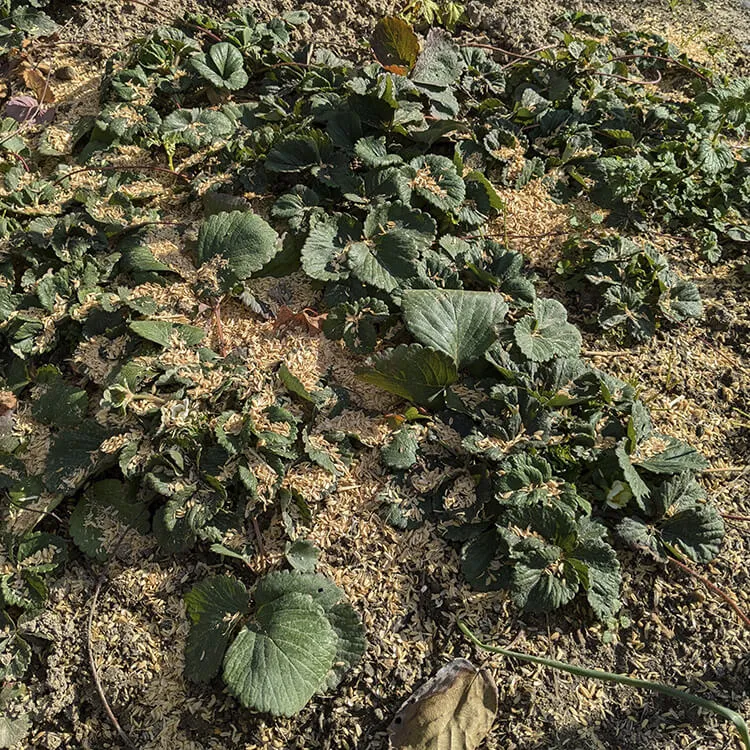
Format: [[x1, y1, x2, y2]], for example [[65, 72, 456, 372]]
[[212, 297, 229, 357], [667, 556, 750, 630]]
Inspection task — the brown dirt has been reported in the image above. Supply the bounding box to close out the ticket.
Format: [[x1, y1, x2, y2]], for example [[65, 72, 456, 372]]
[[4, 2, 750, 750]]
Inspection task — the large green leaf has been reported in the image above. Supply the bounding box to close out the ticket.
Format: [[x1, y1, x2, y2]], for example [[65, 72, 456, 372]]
[[223, 592, 337, 716], [358, 344, 458, 407], [514, 298, 582, 362], [636, 438, 708, 474], [569, 539, 621, 620], [370, 16, 420, 71], [31, 378, 87, 428], [661, 505, 724, 563], [347, 202, 433, 292], [301, 214, 360, 281], [185, 576, 250, 683], [191, 43, 249, 90], [411, 28, 465, 87], [254, 570, 343, 611], [403, 289, 508, 367], [197, 210, 280, 288], [511, 539, 579, 612], [161, 108, 234, 148]]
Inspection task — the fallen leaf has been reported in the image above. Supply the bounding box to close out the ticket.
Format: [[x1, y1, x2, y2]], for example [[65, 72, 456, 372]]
[[273, 306, 327, 335], [389, 658, 498, 750], [21, 67, 55, 103]]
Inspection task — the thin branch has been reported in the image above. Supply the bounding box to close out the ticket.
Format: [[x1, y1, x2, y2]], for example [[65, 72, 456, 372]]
[[581, 349, 632, 358], [87, 527, 138, 749], [588, 68, 663, 86], [51, 164, 190, 188], [464, 42, 556, 66], [607, 53, 712, 83], [667, 556, 750, 630], [722, 514, 750, 523], [212, 296, 229, 357]]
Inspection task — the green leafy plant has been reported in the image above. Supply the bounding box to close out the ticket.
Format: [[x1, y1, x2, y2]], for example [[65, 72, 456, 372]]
[[184, 570, 366, 715], [558, 235, 703, 342]]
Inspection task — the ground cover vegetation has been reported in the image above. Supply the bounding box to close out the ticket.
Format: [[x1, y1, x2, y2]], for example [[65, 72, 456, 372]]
[[0, 0, 748, 745]]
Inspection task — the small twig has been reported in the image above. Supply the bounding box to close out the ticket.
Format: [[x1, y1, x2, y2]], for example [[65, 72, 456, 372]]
[[667, 556, 750, 630], [722, 514, 750, 523], [212, 296, 229, 357], [251, 516, 266, 559], [51, 164, 190, 188], [86, 528, 138, 749], [588, 68, 663, 86], [464, 42, 556, 66], [581, 349, 632, 357], [702, 466, 748, 475], [607, 53, 712, 83]]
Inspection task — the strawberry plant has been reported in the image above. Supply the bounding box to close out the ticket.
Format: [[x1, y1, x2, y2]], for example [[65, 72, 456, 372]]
[[0, 1, 747, 728], [184, 569, 365, 716]]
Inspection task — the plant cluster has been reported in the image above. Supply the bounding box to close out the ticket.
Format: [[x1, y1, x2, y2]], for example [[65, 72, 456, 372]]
[[557, 234, 703, 342], [0, 3, 744, 721]]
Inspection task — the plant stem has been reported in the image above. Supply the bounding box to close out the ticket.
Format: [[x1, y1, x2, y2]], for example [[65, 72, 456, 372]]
[[666, 556, 750, 630], [458, 621, 750, 750], [212, 296, 229, 357]]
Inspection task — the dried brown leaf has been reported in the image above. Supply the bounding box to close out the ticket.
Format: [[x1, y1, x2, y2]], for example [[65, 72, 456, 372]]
[[388, 658, 498, 750]]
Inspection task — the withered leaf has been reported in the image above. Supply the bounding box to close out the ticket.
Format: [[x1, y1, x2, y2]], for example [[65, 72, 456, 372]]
[[389, 658, 498, 750], [21, 67, 55, 103]]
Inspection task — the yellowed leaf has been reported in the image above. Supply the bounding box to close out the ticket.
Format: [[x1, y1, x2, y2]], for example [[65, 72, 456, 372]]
[[389, 658, 498, 750]]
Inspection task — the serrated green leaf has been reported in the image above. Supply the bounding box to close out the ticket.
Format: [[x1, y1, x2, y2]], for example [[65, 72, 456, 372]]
[[358, 344, 458, 407], [197, 210, 280, 288], [0, 712, 31, 749], [636, 438, 708, 474], [411, 28, 464, 87], [31, 379, 88, 428], [161, 108, 233, 148], [354, 136, 403, 168], [191, 43, 248, 90], [254, 571, 343, 611], [661, 504, 724, 563], [185, 576, 250, 683], [511, 539, 579, 613], [324, 602, 366, 690], [514, 298, 582, 362], [223, 592, 337, 716], [381, 427, 418, 470], [285, 540, 320, 573], [301, 214, 360, 281], [570, 539, 621, 620], [403, 289, 508, 367]]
